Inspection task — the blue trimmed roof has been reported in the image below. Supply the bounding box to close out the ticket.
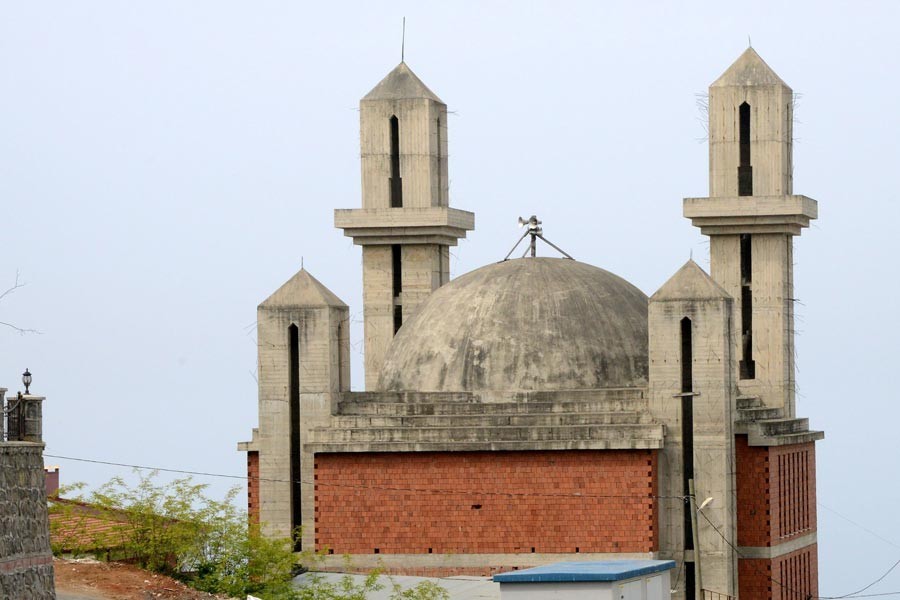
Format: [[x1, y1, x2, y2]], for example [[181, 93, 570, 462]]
[[492, 560, 676, 583]]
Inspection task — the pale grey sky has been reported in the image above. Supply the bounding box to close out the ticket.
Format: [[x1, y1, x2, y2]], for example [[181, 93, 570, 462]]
[[2, 1, 898, 595]]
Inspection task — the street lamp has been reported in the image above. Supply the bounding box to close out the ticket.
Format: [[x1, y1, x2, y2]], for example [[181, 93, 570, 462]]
[[22, 368, 32, 395]]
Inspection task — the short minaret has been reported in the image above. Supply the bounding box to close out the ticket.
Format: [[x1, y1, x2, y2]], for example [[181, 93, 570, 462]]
[[335, 62, 474, 390], [649, 260, 738, 600], [247, 268, 349, 546], [684, 48, 817, 417]]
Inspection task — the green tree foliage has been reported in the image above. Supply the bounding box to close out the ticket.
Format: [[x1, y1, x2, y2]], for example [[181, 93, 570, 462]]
[[51, 471, 299, 597], [294, 567, 451, 600], [50, 471, 449, 600]]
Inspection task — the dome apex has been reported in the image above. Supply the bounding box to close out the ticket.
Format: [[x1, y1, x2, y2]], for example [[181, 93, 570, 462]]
[[378, 258, 648, 392]]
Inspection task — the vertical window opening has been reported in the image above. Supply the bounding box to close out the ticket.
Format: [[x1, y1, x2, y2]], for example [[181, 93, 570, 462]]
[[392, 245, 402, 335], [436, 116, 443, 207], [337, 321, 344, 391], [288, 324, 302, 551], [390, 116, 403, 207], [738, 102, 753, 196], [393, 306, 403, 335], [740, 234, 756, 379], [680, 317, 696, 600]]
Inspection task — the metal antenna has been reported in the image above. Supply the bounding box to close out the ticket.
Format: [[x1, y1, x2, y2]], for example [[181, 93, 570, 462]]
[[301, 256, 304, 269], [401, 17, 406, 62], [503, 215, 574, 261], [748, 35, 752, 48]]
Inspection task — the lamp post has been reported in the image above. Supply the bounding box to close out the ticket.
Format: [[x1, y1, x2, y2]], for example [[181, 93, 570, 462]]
[[689, 483, 715, 600], [22, 368, 32, 395]]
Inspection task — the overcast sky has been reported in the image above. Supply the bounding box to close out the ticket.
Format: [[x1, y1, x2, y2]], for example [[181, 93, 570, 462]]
[[2, 1, 898, 595]]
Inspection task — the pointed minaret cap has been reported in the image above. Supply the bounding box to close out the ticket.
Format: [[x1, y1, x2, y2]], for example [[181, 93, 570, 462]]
[[362, 62, 444, 103], [260, 268, 348, 308], [710, 47, 791, 89], [651, 260, 732, 302]]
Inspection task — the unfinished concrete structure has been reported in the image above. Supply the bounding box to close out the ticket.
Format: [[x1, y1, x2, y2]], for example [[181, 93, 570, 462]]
[[240, 48, 823, 599]]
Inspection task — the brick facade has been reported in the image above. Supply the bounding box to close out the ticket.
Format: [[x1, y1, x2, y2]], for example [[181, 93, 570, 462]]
[[736, 436, 817, 547], [737, 435, 818, 599], [314, 450, 657, 556], [247, 450, 259, 523], [739, 544, 819, 600]]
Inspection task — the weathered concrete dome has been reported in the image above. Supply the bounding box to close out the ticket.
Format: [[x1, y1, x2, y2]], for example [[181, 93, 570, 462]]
[[378, 257, 649, 392]]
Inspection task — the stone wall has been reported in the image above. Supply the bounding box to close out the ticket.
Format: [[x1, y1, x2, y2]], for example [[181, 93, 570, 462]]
[[0, 442, 56, 599]]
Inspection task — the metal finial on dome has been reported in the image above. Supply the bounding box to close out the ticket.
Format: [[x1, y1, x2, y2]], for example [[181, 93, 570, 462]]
[[503, 215, 574, 260]]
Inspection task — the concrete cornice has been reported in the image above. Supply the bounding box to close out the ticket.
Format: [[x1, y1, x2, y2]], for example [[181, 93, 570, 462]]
[[683, 195, 817, 235], [738, 531, 817, 559], [334, 207, 475, 246]]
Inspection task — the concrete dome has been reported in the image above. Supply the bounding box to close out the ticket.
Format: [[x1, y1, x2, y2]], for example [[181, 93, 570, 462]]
[[378, 258, 649, 392]]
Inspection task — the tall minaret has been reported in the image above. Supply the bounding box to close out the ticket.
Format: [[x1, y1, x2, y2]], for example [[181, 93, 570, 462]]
[[336, 62, 474, 390], [684, 48, 817, 416]]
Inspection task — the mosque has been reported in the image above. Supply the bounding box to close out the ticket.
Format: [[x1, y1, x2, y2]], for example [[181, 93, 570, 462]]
[[239, 47, 823, 600]]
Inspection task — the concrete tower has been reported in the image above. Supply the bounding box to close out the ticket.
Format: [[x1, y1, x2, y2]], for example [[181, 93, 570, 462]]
[[240, 268, 350, 546], [684, 48, 817, 417], [649, 261, 738, 598], [335, 62, 474, 390]]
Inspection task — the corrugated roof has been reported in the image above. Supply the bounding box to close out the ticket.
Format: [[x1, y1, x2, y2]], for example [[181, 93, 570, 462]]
[[492, 560, 677, 583]]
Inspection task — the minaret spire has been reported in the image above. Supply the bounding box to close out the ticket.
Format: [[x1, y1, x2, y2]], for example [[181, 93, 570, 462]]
[[684, 49, 817, 417], [335, 62, 474, 390]]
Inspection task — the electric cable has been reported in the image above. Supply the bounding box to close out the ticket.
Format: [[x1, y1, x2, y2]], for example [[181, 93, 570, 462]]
[[42, 453, 683, 502]]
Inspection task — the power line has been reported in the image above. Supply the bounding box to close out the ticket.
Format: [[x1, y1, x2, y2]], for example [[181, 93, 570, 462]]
[[41, 452, 900, 599], [697, 508, 900, 600], [819, 502, 900, 551], [42, 453, 684, 502]]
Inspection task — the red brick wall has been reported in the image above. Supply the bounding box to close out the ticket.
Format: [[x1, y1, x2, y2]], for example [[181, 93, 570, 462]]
[[739, 555, 774, 599], [314, 450, 657, 556], [736, 437, 817, 547], [771, 443, 817, 541], [737, 435, 818, 599], [739, 544, 819, 600], [247, 451, 259, 523], [737, 435, 771, 547]]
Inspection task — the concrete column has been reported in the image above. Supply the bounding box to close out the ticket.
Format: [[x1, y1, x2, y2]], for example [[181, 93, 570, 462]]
[[649, 261, 738, 599]]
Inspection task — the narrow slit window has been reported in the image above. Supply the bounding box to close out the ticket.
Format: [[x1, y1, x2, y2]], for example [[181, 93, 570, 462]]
[[337, 320, 344, 391], [390, 116, 403, 207], [392, 245, 402, 334], [738, 102, 753, 196], [740, 234, 756, 379], [436, 116, 443, 206], [288, 324, 302, 550], [680, 317, 696, 600]]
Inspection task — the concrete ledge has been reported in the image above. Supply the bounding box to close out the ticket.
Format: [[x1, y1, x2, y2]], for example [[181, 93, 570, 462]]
[[237, 428, 260, 452], [335, 207, 475, 245], [683, 194, 817, 235], [748, 430, 825, 447], [311, 551, 659, 573], [738, 531, 817, 559], [306, 437, 664, 453], [683, 195, 817, 218]]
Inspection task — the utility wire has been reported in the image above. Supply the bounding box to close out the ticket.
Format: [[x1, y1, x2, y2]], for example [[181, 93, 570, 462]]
[[819, 502, 900, 551], [42, 453, 683, 502], [697, 508, 900, 600], [40, 452, 900, 599]]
